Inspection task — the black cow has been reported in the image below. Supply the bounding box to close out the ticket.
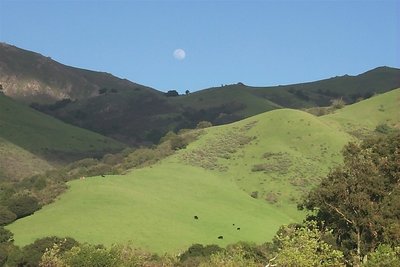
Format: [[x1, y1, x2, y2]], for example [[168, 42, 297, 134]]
[[237, 227, 240, 231], [194, 216, 198, 220], [218, 236, 223, 239]]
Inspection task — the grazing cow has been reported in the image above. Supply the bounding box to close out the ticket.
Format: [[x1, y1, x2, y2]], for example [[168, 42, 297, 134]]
[[237, 227, 240, 231], [101, 175, 105, 177], [194, 216, 198, 220], [232, 223, 235, 226], [218, 236, 223, 239]]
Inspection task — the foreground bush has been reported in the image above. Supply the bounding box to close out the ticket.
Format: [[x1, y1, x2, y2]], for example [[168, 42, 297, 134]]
[[269, 221, 345, 267], [40, 243, 179, 267], [363, 244, 400, 267]]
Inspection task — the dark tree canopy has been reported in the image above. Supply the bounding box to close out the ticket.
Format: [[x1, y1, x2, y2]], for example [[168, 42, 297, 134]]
[[301, 132, 400, 262], [0, 206, 16, 225], [165, 90, 179, 97], [7, 195, 40, 219]]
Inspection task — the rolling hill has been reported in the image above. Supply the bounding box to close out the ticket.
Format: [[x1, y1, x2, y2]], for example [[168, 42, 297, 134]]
[[0, 42, 161, 104], [0, 92, 125, 180], [33, 66, 400, 145], [1, 43, 399, 146], [10, 89, 398, 253], [323, 88, 400, 137]]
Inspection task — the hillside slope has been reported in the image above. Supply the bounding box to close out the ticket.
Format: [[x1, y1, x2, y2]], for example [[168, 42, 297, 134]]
[[28, 67, 400, 146], [7, 106, 362, 252], [7, 82, 400, 254], [0, 136, 52, 180], [0, 43, 161, 104], [322, 88, 400, 136], [0, 93, 125, 179], [2, 43, 399, 145]]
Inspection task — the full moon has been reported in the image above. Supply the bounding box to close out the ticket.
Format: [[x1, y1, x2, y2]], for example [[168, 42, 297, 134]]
[[173, 48, 186, 60]]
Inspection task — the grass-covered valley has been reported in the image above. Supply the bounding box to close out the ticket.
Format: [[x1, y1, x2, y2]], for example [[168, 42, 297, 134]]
[[0, 44, 399, 266], [2, 86, 399, 265]]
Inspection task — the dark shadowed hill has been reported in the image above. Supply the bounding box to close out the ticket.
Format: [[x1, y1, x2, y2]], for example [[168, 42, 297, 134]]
[[0, 92, 125, 180], [1, 43, 399, 145], [0, 43, 161, 104], [182, 66, 400, 109]]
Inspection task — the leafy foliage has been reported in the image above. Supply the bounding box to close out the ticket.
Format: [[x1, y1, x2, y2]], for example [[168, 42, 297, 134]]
[[196, 121, 213, 129], [179, 243, 222, 266], [301, 132, 400, 262], [375, 123, 394, 134], [363, 244, 400, 267], [7, 236, 78, 267], [270, 221, 344, 267], [0, 226, 13, 243], [198, 244, 261, 267], [0, 206, 17, 225], [330, 98, 346, 109], [7, 194, 40, 219]]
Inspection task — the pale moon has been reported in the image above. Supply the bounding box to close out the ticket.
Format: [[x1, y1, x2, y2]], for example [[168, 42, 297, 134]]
[[173, 48, 186, 60]]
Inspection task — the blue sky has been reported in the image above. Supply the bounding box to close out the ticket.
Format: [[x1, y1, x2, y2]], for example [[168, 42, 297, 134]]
[[1, 0, 399, 93]]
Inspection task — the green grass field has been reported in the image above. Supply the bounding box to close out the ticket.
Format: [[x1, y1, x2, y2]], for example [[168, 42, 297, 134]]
[[7, 163, 300, 253], [323, 88, 400, 136], [7, 89, 400, 253]]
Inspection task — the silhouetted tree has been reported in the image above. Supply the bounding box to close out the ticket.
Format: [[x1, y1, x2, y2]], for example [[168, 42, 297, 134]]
[[165, 90, 179, 97]]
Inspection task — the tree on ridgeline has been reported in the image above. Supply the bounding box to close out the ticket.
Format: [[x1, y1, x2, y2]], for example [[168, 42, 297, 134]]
[[165, 90, 179, 97]]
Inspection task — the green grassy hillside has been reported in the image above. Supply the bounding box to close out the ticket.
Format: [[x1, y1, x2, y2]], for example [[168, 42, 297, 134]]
[[6, 110, 351, 252], [0, 93, 125, 179], [7, 89, 399, 253], [7, 164, 298, 253], [0, 136, 52, 180], [322, 88, 400, 136], [178, 109, 352, 205]]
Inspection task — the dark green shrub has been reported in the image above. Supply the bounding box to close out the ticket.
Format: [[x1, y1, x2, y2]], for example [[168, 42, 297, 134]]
[[18, 236, 78, 267], [375, 123, 393, 134], [364, 244, 400, 267], [0, 227, 13, 243], [180, 243, 222, 262], [170, 135, 187, 150], [0, 206, 17, 225], [63, 244, 119, 267], [7, 194, 40, 219], [165, 90, 179, 97], [160, 131, 187, 150], [196, 121, 212, 129], [102, 153, 124, 165], [250, 191, 259, 199]]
